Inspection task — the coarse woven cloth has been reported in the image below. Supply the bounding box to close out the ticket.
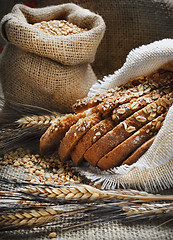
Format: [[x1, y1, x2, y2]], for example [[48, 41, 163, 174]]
[[0, 43, 173, 240], [0, 163, 172, 240]]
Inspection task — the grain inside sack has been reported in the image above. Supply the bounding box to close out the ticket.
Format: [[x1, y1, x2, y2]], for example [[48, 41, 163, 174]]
[[33, 20, 87, 36], [0, 3, 105, 113]]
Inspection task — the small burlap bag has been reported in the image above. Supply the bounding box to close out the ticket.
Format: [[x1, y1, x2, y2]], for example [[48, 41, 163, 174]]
[[0, 3, 105, 112], [80, 39, 173, 193]]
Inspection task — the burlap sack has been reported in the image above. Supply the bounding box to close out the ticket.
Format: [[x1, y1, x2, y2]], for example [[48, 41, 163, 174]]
[[0, 3, 105, 112]]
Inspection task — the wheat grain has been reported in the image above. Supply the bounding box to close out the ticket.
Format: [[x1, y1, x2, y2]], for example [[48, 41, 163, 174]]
[[1, 201, 172, 230], [49, 232, 57, 238], [33, 20, 87, 36], [0, 148, 82, 185]]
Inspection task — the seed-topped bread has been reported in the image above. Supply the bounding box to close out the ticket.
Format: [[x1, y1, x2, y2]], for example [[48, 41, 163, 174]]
[[73, 70, 173, 115], [84, 93, 172, 167], [58, 113, 101, 161], [40, 69, 173, 170], [71, 85, 173, 166], [40, 112, 86, 155], [71, 118, 114, 166], [122, 135, 156, 166]]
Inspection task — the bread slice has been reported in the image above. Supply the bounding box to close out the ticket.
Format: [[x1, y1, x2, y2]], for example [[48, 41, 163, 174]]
[[84, 94, 172, 167], [112, 85, 173, 123], [40, 112, 86, 155], [72, 76, 145, 113], [73, 70, 173, 115], [72, 89, 118, 113], [97, 114, 165, 170], [71, 118, 114, 165], [58, 113, 100, 161], [122, 135, 156, 166]]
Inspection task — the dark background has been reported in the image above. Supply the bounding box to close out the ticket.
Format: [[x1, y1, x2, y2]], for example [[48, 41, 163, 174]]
[[0, 0, 36, 49]]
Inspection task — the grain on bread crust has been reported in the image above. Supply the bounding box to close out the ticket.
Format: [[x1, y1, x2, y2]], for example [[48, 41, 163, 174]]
[[71, 118, 114, 166], [112, 85, 173, 123], [39, 70, 173, 170], [73, 70, 173, 114], [71, 85, 173, 166]]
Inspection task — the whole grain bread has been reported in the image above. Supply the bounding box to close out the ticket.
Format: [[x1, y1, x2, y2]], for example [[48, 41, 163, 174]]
[[39, 70, 173, 170], [71, 85, 173, 166], [71, 118, 114, 166], [40, 112, 86, 155], [84, 94, 172, 167]]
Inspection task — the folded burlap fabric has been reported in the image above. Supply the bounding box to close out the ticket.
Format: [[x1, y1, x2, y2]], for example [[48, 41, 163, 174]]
[[0, 3, 105, 112], [80, 39, 173, 193]]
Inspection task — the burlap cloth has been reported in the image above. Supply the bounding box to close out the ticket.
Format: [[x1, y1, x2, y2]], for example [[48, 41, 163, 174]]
[[0, 0, 173, 239], [0, 160, 172, 240]]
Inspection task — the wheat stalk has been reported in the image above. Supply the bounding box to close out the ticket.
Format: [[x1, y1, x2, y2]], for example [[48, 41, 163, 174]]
[[1, 180, 172, 230], [23, 184, 173, 202], [122, 202, 173, 216], [1, 200, 172, 231]]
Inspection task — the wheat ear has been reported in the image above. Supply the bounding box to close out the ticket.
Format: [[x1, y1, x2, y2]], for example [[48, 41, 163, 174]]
[[24, 184, 173, 202], [16, 115, 59, 128], [0, 207, 63, 229]]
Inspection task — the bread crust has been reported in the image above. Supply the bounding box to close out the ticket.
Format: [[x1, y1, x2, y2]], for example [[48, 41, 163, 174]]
[[71, 118, 114, 165], [39, 70, 173, 170], [71, 85, 173, 166], [73, 70, 173, 115], [40, 113, 85, 155]]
